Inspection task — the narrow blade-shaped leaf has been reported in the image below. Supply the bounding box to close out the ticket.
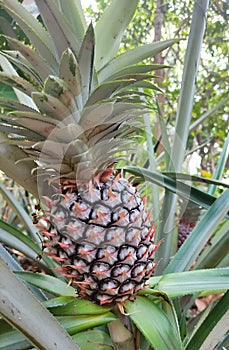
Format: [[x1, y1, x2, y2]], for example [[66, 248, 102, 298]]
[[4, 35, 53, 80], [0, 134, 38, 197], [44, 296, 112, 316], [0, 220, 57, 271], [59, 0, 86, 41], [165, 188, 229, 273], [79, 24, 95, 105], [0, 181, 38, 241], [195, 220, 229, 269], [125, 296, 183, 350], [124, 166, 229, 215], [58, 313, 116, 335], [95, 0, 138, 70], [0, 258, 79, 350], [35, 0, 81, 59], [147, 268, 229, 298], [15, 272, 75, 297], [0, 72, 39, 97], [72, 330, 114, 350], [185, 291, 229, 350], [0, 0, 58, 71], [98, 39, 177, 82]]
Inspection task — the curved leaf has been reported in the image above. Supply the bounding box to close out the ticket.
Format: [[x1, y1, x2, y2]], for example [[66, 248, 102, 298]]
[[125, 296, 183, 350], [185, 291, 229, 350], [147, 268, 229, 298], [0, 258, 79, 350], [125, 166, 229, 216], [0, 0, 58, 71], [95, 0, 138, 71], [79, 23, 95, 105], [15, 272, 75, 297], [0, 181, 38, 240], [58, 313, 116, 335], [0, 220, 58, 272], [72, 330, 114, 350], [35, 0, 81, 59], [98, 39, 177, 82], [44, 296, 112, 316], [165, 188, 229, 273], [4, 35, 53, 80], [58, 0, 86, 41]]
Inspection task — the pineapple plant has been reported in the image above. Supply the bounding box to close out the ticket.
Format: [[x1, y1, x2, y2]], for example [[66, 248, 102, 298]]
[[0, 0, 173, 305]]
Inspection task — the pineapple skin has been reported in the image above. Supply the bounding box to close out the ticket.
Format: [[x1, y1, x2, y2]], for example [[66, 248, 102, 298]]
[[41, 169, 157, 305]]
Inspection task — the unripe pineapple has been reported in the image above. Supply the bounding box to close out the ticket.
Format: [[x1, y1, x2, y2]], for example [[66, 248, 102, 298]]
[[39, 167, 157, 304], [0, 0, 172, 305]]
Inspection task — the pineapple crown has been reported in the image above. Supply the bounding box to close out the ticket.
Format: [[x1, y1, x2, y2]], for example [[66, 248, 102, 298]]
[[0, 0, 176, 190]]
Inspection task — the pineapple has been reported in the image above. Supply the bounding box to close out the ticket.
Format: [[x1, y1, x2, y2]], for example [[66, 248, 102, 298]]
[[0, 0, 172, 305]]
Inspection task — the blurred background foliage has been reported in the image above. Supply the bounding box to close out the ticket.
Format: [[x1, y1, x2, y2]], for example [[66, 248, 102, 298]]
[[85, 0, 229, 176]]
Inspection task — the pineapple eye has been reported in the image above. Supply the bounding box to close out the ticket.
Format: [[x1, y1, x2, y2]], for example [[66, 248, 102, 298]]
[[118, 280, 136, 295], [118, 245, 136, 262], [136, 244, 148, 260], [111, 263, 131, 278], [99, 278, 119, 294], [131, 262, 146, 280]]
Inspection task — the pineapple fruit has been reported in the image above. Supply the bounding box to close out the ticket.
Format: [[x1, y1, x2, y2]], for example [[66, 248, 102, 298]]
[[0, 0, 172, 305]]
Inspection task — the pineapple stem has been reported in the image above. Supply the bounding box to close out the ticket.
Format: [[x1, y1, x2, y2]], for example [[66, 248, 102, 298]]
[[108, 319, 135, 350]]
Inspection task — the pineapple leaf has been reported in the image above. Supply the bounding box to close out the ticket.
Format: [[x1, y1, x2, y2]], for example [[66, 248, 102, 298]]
[[125, 166, 228, 214], [185, 291, 229, 350], [44, 297, 112, 315], [208, 134, 229, 195], [32, 91, 76, 121], [15, 272, 75, 297], [71, 330, 114, 350], [0, 0, 58, 72], [32, 140, 65, 160], [155, 97, 171, 167], [163, 172, 229, 188], [44, 75, 78, 113], [0, 72, 40, 97], [94, 0, 138, 71], [0, 258, 79, 350], [0, 134, 38, 197], [0, 181, 38, 241], [0, 50, 44, 86], [98, 39, 178, 82], [57, 313, 116, 336], [58, 0, 86, 41], [59, 48, 82, 97], [86, 76, 153, 106], [0, 319, 30, 350], [108, 63, 172, 80], [165, 188, 229, 273], [0, 219, 57, 272], [125, 296, 183, 350], [3, 35, 53, 80], [0, 97, 37, 112], [80, 102, 114, 130], [194, 220, 229, 269], [79, 23, 95, 105], [0, 14, 16, 38], [0, 123, 43, 141], [2, 113, 57, 138], [147, 268, 229, 298], [0, 54, 37, 109], [35, 0, 81, 59]]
